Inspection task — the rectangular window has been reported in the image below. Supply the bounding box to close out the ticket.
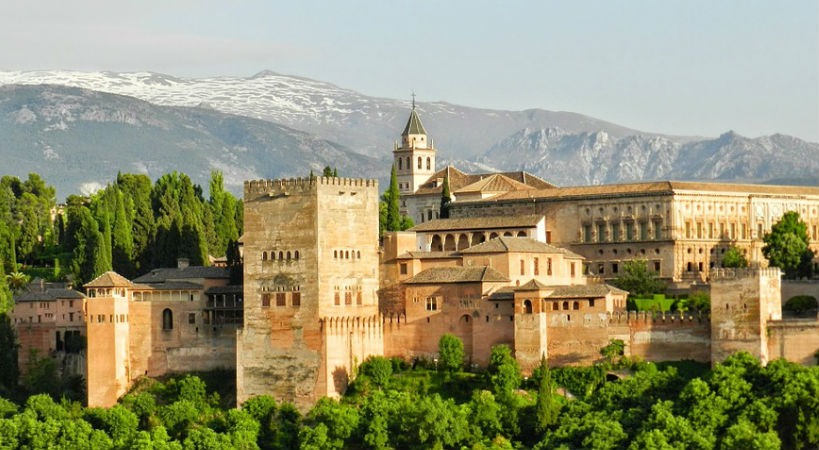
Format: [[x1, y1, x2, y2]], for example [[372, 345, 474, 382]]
[[653, 221, 662, 240], [69, 312, 74, 322], [757, 223, 763, 238], [654, 261, 661, 272], [533, 257, 539, 275], [357, 291, 362, 305], [292, 292, 301, 307], [188, 313, 196, 324], [399, 263, 408, 275], [334, 292, 340, 306], [589, 299, 596, 308], [345, 291, 352, 305], [626, 222, 634, 241], [547, 258, 553, 276], [598, 263, 605, 275], [262, 294, 270, 308], [597, 223, 607, 242], [611, 223, 620, 242], [720, 223, 726, 239], [276, 293, 286, 307], [520, 259, 525, 276], [730, 223, 736, 240], [741, 224, 747, 240], [640, 222, 648, 240], [611, 263, 619, 274], [583, 224, 593, 243], [708, 222, 714, 239], [697, 222, 703, 239], [426, 297, 438, 311], [546, 231, 552, 243], [570, 262, 576, 277]]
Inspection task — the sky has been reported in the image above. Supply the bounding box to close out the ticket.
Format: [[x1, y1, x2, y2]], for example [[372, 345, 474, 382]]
[[1, 1, 817, 142]]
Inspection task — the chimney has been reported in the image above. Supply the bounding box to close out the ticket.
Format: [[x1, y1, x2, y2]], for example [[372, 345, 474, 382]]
[[177, 258, 190, 269]]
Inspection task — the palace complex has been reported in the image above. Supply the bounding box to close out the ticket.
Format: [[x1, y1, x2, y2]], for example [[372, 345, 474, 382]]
[[10, 106, 819, 409]]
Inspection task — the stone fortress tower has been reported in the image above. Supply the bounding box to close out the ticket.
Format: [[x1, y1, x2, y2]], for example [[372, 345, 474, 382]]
[[237, 176, 383, 409]]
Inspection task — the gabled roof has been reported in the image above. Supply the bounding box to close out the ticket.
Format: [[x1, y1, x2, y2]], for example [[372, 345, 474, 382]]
[[413, 166, 555, 196], [454, 174, 533, 195], [396, 251, 460, 260], [540, 284, 628, 298], [409, 215, 544, 232], [132, 266, 230, 283], [460, 237, 583, 258], [402, 108, 427, 136], [15, 287, 85, 303], [84, 271, 133, 288], [517, 279, 551, 291], [404, 266, 510, 284]]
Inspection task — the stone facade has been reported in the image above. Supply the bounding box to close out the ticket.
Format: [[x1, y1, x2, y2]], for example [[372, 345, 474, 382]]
[[238, 177, 382, 410]]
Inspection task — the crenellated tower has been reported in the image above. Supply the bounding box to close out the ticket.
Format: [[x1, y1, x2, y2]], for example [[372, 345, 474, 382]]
[[238, 177, 383, 410], [393, 96, 436, 196]]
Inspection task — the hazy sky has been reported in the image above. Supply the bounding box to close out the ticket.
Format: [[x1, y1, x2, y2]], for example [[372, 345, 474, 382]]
[[1, 1, 816, 141]]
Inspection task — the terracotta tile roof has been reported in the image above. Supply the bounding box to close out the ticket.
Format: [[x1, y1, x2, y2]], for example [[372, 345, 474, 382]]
[[84, 271, 133, 288], [131, 281, 204, 291], [517, 279, 551, 291], [413, 166, 555, 196], [534, 284, 628, 298], [460, 237, 583, 258], [480, 180, 819, 204], [132, 266, 230, 283], [15, 287, 85, 303], [404, 266, 510, 284], [396, 251, 460, 260], [409, 215, 544, 232], [454, 174, 533, 195]]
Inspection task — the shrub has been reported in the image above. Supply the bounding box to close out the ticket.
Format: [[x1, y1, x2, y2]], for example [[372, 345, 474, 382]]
[[783, 295, 818, 314]]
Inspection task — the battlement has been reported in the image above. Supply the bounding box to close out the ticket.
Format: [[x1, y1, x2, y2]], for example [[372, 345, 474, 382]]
[[710, 267, 781, 281], [608, 310, 708, 324], [244, 177, 377, 199]]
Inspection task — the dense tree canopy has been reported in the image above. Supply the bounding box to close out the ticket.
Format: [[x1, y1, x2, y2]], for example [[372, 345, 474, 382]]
[[1, 353, 817, 449], [609, 259, 665, 296], [763, 211, 814, 279]]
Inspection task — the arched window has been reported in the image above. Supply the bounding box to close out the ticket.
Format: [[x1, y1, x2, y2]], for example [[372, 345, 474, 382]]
[[573, 301, 580, 310], [562, 301, 569, 310], [552, 302, 559, 311], [279, 251, 284, 260], [162, 308, 173, 330], [357, 251, 361, 259], [523, 300, 533, 314], [294, 251, 300, 260], [345, 250, 350, 259], [417, 157, 422, 169], [398, 158, 402, 170], [262, 251, 267, 261], [407, 157, 411, 169], [286, 251, 291, 260], [426, 157, 431, 170], [334, 250, 338, 258]]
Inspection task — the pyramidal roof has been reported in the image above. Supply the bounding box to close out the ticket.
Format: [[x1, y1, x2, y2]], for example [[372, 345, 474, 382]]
[[454, 173, 533, 194], [402, 107, 427, 136], [84, 271, 133, 288]]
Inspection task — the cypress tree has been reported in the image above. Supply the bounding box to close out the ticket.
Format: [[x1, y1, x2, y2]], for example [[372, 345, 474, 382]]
[[440, 172, 451, 219], [385, 165, 401, 232]]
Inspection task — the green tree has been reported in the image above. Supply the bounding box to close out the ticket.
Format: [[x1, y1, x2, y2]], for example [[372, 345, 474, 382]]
[[439, 172, 451, 219], [381, 165, 402, 234], [0, 313, 19, 396], [438, 334, 465, 373], [610, 259, 665, 296], [763, 211, 814, 279], [600, 339, 625, 364], [116, 173, 155, 273], [534, 357, 559, 434], [721, 246, 748, 268]]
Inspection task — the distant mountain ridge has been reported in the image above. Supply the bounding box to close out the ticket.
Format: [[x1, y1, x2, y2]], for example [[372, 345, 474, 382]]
[[0, 84, 381, 197], [477, 128, 819, 187], [0, 70, 660, 160], [0, 70, 816, 197]]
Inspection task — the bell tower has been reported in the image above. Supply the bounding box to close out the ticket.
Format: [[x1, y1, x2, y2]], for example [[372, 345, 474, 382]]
[[393, 94, 436, 195]]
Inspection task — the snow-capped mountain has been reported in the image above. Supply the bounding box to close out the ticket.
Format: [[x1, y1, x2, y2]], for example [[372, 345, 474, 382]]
[[0, 84, 381, 197], [0, 70, 649, 159], [480, 128, 819, 186]]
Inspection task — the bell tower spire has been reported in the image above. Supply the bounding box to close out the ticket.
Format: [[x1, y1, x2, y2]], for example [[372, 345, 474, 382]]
[[393, 94, 436, 198]]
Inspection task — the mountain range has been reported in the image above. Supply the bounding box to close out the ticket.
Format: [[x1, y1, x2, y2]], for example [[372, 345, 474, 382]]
[[0, 70, 816, 198]]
